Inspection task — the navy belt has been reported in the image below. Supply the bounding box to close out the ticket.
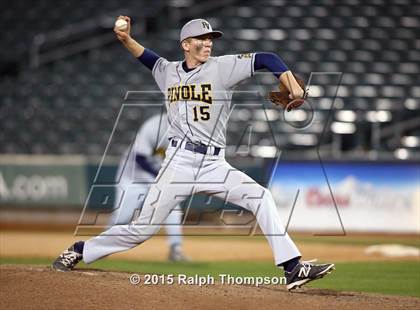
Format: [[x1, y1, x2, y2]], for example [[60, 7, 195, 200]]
[[171, 140, 221, 155]]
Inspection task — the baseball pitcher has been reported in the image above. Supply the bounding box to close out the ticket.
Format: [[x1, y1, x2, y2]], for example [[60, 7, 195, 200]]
[[53, 17, 334, 291]]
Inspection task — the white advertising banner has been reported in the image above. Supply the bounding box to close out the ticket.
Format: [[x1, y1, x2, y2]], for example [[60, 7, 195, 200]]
[[269, 161, 419, 233]]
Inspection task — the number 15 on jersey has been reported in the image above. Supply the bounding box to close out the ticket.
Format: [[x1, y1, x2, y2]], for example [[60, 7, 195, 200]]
[[193, 105, 210, 121]]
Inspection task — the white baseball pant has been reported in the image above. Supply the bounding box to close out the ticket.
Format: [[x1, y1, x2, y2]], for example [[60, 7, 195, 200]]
[[110, 182, 183, 247], [84, 142, 301, 265]]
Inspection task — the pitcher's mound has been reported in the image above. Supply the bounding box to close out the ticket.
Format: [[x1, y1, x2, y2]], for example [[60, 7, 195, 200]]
[[1, 265, 419, 310]]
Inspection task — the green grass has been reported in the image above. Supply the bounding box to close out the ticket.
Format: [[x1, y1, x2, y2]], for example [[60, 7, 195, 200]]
[[1, 257, 419, 297], [186, 234, 420, 248], [292, 235, 420, 248], [311, 261, 420, 297]]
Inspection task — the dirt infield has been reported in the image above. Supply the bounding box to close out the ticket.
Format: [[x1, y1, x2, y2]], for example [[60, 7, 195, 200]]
[[1, 265, 419, 310], [1, 231, 419, 262]]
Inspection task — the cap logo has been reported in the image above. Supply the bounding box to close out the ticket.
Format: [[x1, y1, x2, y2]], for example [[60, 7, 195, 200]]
[[201, 21, 210, 30]]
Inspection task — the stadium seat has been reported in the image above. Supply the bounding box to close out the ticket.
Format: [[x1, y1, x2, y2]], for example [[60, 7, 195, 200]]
[[1, 0, 418, 157]]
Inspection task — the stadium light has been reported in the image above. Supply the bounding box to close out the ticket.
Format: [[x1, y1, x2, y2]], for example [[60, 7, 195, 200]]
[[394, 148, 409, 160], [254, 109, 279, 121], [237, 109, 252, 121], [366, 111, 392, 122], [251, 146, 277, 158], [404, 98, 419, 110], [401, 136, 420, 148], [284, 110, 307, 122], [306, 85, 324, 97], [289, 134, 317, 146], [335, 110, 356, 122], [331, 121, 356, 134]]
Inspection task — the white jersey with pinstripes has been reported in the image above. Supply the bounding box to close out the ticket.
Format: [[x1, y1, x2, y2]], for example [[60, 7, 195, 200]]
[[152, 54, 255, 148]]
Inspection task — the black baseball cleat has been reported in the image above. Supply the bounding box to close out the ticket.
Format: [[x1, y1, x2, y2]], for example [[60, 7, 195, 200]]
[[51, 242, 83, 272], [285, 260, 335, 291]]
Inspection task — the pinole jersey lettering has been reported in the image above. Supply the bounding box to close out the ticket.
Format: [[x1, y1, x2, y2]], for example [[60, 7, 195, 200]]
[[152, 54, 255, 148], [167, 84, 212, 104]]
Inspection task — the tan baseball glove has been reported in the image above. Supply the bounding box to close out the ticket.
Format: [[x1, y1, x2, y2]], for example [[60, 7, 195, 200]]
[[268, 75, 308, 112]]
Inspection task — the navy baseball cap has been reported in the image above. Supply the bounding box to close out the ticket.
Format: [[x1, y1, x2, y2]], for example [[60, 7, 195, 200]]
[[180, 19, 223, 42]]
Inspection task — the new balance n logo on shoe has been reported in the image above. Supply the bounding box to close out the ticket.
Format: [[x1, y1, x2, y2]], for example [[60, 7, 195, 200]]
[[298, 266, 310, 277]]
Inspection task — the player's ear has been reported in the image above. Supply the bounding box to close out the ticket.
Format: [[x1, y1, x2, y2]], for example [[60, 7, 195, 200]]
[[181, 39, 190, 52]]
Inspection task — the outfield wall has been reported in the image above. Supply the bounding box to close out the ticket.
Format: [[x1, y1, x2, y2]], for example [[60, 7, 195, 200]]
[[0, 155, 418, 233], [0, 155, 89, 207], [269, 161, 419, 233]]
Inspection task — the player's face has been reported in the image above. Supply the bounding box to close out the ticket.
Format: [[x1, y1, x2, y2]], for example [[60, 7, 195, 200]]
[[186, 34, 213, 63]]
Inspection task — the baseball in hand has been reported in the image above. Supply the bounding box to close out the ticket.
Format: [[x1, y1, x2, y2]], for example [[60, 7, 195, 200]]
[[115, 19, 128, 31]]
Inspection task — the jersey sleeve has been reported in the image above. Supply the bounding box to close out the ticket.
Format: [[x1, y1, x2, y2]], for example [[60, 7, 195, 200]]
[[217, 53, 256, 89], [152, 57, 170, 92]]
